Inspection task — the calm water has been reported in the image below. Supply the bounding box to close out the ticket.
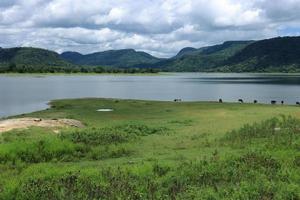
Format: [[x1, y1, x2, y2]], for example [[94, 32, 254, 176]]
[[1, 73, 300, 118]]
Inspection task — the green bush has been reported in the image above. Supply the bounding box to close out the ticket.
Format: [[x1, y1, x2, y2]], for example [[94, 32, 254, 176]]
[[0, 139, 86, 164], [60, 124, 168, 145], [222, 116, 300, 148], [1, 117, 299, 199], [9, 151, 299, 200]]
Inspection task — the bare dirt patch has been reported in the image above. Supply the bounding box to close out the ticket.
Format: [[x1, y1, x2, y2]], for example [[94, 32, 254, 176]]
[[0, 118, 84, 133]]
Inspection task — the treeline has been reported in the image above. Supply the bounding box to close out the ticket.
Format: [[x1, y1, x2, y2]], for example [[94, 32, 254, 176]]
[[0, 63, 160, 74]]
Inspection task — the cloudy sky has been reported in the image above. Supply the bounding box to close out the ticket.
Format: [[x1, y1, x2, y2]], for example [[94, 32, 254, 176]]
[[0, 0, 300, 57]]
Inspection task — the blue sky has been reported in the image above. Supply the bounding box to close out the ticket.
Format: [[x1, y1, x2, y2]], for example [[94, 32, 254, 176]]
[[279, 27, 300, 35], [0, 0, 299, 57]]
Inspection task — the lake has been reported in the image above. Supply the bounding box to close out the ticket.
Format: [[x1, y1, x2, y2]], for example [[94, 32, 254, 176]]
[[1, 73, 300, 118]]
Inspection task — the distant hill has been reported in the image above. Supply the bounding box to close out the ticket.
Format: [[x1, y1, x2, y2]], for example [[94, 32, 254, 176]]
[[60, 49, 162, 68], [1, 36, 300, 73], [217, 37, 300, 72], [0, 47, 70, 67], [60, 51, 83, 64], [174, 47, 198, 58], [0, 47, 71, 72], [155, 41, 253, 71]]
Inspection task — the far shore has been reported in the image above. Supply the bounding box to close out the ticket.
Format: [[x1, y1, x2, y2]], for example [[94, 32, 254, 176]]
[[0, 72, 164, 76], [1, 72, 300, 77]]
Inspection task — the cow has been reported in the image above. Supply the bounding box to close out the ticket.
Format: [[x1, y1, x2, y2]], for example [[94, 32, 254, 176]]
[[238, 99, 244, 103], [254, 100, 258, 104], [271, 100, 276, 105], [219, 99, 223, 103], [174, 99, 182, 102], [296, 102, 300, 105], [281, 101, 284, 105]]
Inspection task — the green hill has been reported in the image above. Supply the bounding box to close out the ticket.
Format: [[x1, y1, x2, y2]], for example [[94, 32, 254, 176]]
[[157, 41, 253, 71], [61, 49, 162, 68], [174, 47, 198, 58], [60, 51, 83, 64], [1, 36, 300, 73], [217, 37, 300, 72], [154, 37, 300, 72], [0, 47, 72, 72]]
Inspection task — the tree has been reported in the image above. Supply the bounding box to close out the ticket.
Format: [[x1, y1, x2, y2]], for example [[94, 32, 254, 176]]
[[8, 63, 17, 72]]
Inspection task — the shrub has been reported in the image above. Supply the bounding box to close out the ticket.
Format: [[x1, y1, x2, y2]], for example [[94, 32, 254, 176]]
[[60, 124, 168, 145], [0, 139, 85, 164], [222, 116, 300, 148]]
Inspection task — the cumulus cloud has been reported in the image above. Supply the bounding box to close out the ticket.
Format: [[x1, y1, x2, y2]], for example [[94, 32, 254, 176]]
[[0, 0, 299, 57]]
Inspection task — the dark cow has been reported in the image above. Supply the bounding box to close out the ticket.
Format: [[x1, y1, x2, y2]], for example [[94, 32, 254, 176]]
[[281, 101, 284, 105], [296, 102, 300, 105], [271, 100, 276, 105], [219, 99, 223, 103], [254, 100, 258, 104], [174, 99, 182, 102], [238, 99, 244, 103]]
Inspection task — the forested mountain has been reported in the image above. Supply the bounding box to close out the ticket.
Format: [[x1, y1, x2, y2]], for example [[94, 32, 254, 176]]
[[1, 36, 300, 73], [0, 47, 73, 72], [153, 37, 300, 72], [216, 37, 300, 72], [174, 47, 198, 58], [60, 49, 162, 68], [154, 41, 253, 71]]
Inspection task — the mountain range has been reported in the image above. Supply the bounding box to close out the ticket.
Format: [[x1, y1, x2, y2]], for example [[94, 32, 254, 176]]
[[60, 49, 161, 68], [1, 36, 300, 72]]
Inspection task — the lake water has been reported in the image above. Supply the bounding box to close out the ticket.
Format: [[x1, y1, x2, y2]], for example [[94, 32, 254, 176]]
[[1, 73, 300, 118]]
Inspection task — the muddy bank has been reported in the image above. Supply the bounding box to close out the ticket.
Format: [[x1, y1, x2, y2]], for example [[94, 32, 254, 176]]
[[0, 117, 84, 133]]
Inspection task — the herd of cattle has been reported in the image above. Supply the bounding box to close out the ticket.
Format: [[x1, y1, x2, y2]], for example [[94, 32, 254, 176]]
[[218, 99, 300, 105], [173, 98, 300, 105]]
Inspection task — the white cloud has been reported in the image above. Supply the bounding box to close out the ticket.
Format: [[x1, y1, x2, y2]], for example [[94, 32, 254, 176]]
[[0, 0, 299, 57]]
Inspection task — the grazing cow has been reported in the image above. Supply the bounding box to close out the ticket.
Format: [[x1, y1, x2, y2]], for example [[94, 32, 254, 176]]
[[271, 100, 276, 105], [281, 101, 284, 105], [219, 99, 223, 103], [238, 99, 244, 103], [254, 100, 258, 104], [296, 102, 300, 105], [174, 99, 182, 102]]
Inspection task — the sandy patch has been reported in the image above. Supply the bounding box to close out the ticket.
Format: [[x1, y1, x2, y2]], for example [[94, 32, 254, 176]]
[[0, 118, 84, 133], [97, 109, 113, 112]]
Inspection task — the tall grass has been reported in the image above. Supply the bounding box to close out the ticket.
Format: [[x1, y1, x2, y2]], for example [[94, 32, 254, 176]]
[[60, 124, 168, 145], [1, 116, 299, 199], [0, 124, 168, 165], [222, 115, 300, 149], [6, 151, 298, 200]]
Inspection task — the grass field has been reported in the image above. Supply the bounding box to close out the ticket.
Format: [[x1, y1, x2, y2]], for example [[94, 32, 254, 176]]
[[0, 98, 299, 199]]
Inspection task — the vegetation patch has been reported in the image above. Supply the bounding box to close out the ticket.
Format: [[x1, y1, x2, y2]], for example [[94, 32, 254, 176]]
[[168, 119, 194, 126], [8, 151, 298, 200], [221, 115, 300, 148], [60, 124, 169, 145], [1, 99, 300, 199]]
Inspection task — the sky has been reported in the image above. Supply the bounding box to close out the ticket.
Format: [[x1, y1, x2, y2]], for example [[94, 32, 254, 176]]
[[0, 0, 300, 57]]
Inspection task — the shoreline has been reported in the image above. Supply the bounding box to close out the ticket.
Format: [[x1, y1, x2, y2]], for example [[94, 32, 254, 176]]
[[1, 72, 300, 79], [1, 97, 298, 120], [0, 72, 163, 77]]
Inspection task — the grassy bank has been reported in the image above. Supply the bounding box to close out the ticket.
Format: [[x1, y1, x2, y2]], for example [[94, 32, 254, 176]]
[[0, 99, 299, 199]]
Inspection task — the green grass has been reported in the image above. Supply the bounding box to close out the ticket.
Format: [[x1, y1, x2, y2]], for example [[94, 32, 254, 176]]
[[1, 99, 300, 199]]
